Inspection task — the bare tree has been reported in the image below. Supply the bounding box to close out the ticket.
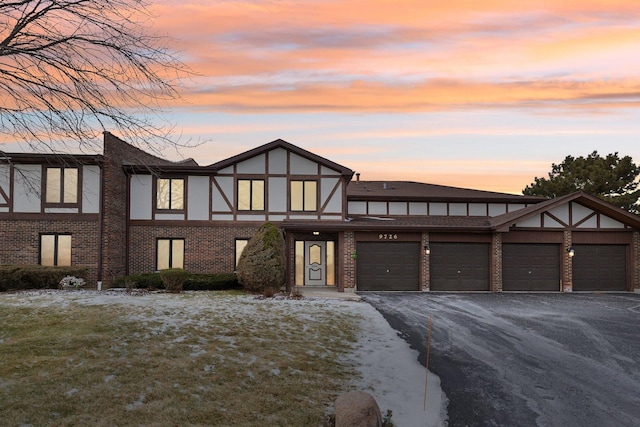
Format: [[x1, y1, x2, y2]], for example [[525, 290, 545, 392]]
[[0, 0, 190, 153]]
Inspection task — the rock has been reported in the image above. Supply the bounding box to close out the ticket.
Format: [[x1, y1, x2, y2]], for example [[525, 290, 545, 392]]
[[335, 391, 382, 427]]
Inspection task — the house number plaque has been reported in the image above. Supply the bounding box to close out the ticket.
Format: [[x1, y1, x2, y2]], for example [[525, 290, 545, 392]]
[[378, 234, 398, 240]]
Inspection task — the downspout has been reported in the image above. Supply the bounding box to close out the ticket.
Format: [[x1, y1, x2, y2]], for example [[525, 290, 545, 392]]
[[97, 159, 105, 289], [125, 172, 130, 276]]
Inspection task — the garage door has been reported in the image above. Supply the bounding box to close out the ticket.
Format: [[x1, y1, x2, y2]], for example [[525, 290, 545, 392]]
[[430, 243, 490, 291], [356, 242, 420, 291], [503, 244, 560, 291], [573, 245, 627, 291]]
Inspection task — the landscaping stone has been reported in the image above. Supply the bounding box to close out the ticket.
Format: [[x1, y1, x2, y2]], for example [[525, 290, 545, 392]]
[[335, 391, 382, 427]]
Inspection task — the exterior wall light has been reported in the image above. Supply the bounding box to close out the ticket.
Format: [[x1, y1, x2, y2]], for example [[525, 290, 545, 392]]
[[312, 231, 320, 236], [566, 246, 575, 257], [424, 244, 431, 255]]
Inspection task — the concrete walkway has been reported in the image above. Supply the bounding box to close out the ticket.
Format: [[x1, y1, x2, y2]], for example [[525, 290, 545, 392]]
[[296, 286, 361, 301]]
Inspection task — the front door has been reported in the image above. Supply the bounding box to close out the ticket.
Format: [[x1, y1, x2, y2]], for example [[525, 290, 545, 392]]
[[304, 241, 326, 286]]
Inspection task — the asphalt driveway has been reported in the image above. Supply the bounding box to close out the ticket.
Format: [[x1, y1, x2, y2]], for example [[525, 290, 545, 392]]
[[361, 293, 640, 427]]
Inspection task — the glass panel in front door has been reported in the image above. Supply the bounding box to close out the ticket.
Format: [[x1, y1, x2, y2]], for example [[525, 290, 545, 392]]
[[305, 241, 326, 286]]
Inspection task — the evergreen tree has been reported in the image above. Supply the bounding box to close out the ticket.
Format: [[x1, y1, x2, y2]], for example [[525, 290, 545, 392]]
[[523, 151, 640, 213], [236, 223, 286, 293]]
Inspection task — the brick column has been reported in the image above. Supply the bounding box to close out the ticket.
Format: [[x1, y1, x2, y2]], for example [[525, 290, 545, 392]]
[[491, 233, 503, 292], [286, 231, 295, 291], [343, 231, 356, 290], [633, 231, 640, 292], [422, 232, 430, 291], [563, 230, 573, 292]]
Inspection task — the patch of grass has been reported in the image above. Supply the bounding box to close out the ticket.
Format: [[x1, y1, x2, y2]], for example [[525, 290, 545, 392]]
[[0, 291, 362, 426]]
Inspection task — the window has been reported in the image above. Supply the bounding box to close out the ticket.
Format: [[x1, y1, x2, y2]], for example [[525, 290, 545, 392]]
[[157, 238, 184, 270], [291, 180, 317, 211], [156, 178, 184, 210], [235, 239, 249, 270], [238, 179, 264, 211], [45, 167, 78, 204], [40, 234, 71, 266]]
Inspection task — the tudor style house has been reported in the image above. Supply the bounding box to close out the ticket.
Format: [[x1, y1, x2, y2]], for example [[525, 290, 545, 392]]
[[1, 132, 639, 292]]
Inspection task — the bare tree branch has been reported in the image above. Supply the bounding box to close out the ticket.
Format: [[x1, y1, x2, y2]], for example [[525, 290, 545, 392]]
[[0, 0, 193, 154]]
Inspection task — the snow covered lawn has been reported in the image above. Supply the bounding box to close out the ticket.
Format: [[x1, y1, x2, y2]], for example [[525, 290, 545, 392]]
[[0, 290, 446, 426]]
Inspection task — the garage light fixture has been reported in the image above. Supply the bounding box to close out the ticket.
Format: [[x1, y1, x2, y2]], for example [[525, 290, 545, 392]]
[[312, 231, 320, 235], [424, 244, 431, 255], [566, 246, 575, 257]]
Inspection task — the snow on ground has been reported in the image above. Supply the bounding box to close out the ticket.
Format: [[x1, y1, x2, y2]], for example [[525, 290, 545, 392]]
[[344, 298, 448, 427], [1, 290, 448, 426]]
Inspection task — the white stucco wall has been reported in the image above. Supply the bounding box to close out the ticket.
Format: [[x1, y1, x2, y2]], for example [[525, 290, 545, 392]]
[[212, 176, 233, 212], [321, 178, 342, 213], [82, 165, 101, 214], [0, 164, 10, 204], [188, 176, 210, 220], [13, 164, 41, 213], [268, 177, 287, 211], [290, 152, 318, 175], [268, 148, 287, 174], [130, 174, 152, 220], [237, 154, 266, 174]]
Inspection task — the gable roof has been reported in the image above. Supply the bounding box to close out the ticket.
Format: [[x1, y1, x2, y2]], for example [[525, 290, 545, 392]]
[[207, 139, 354, 178], [490, 191, 640, 231], [348, 181, 546, 203]]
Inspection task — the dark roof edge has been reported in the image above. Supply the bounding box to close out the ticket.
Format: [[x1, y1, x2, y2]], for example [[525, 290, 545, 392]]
[[490, 191, 640, 231], [0, 152, 104, 164], [208, 139, 355, 178]]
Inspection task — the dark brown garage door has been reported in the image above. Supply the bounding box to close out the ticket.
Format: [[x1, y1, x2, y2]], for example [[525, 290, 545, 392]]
[[573, 245, 627, 291], [430, 243, 490, 291], [356, 242, 420, 291], [503, 244, 560, 291]]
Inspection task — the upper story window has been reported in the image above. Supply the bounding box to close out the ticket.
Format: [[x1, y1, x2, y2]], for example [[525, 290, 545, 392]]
[[238, 179, 264, 211], [291, 180, 317, 211], [45, 167, 78, 205], [156, 178, 184, 210]]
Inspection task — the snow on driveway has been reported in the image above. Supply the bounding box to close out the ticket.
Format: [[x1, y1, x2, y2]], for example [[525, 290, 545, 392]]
[[363, 292, 640, 427], [1, 290, 447, 427]]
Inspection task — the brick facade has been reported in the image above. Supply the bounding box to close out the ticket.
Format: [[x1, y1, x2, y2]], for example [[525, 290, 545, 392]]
[[421, 232, 430, 291], [491, 233, 503, 292], [0, 219, 100, 282], [634, 231, 640, 292], [101, 132, 175, 284], [343, 231, 356, 289], [563, 230, 573, 292], [128, 224, 260, 275]]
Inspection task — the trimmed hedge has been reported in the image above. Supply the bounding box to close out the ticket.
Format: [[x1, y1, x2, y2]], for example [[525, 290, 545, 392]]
[[160, 268, 188, 293], [0, 265, 89, 292], [114, 272, 240, 291]]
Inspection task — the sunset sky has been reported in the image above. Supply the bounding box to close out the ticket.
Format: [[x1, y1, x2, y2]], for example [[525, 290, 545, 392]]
[[13, 1, 640, 194]]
